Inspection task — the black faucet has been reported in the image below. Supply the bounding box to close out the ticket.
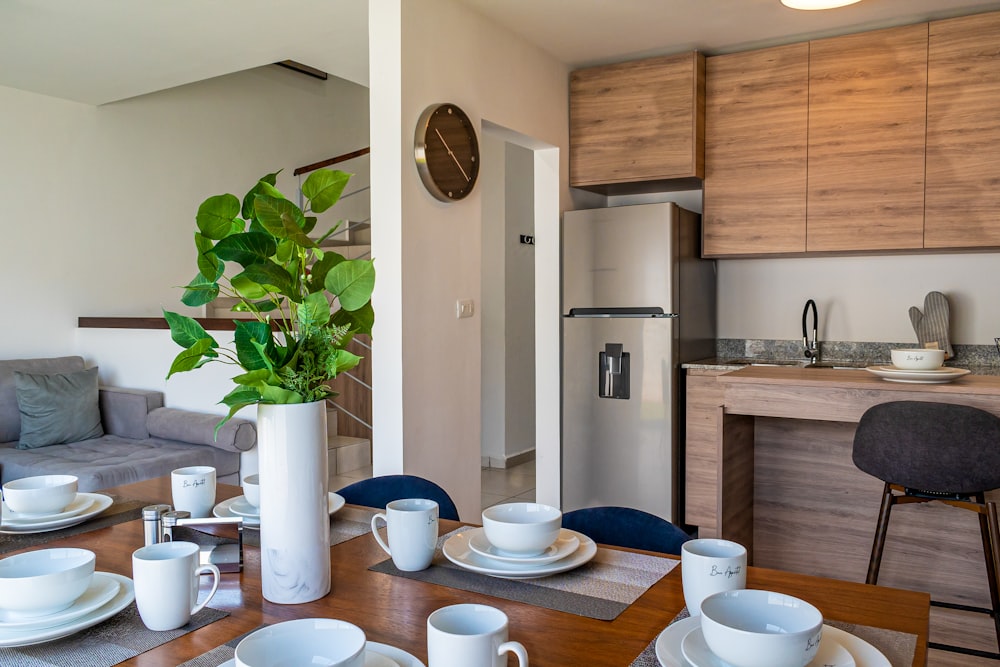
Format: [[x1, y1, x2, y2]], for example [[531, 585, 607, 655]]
[[802, 299, 818, 363]]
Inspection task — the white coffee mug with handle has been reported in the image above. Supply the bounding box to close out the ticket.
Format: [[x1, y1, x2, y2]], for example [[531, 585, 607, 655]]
[[371, 498, 439, 572], [132, 541, 220, 631], [681, 538, 747, 616], [171, 466, 216, 518], [427, 603, 528, 667]]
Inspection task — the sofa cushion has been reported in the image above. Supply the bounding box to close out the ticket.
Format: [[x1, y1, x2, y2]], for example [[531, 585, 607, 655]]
[[146, 408, 256, 453], [15, 367, 104, 449], [0, 357, 85, 442]]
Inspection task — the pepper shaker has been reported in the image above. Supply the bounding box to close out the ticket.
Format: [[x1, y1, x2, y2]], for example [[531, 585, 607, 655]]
[[142, 504, 172, 546]]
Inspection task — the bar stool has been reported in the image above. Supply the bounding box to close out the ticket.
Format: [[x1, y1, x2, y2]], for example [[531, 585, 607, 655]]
[[852, 400, 1000, 659]]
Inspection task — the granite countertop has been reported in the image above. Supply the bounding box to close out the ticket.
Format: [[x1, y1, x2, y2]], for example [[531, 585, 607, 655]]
[[684, 357, 1000, 376]]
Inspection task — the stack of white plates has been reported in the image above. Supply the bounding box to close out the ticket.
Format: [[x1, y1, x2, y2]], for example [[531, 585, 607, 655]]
[[654, 616, 890, 667], [864, 365, 970, 384], [212, 492, 346, 527], [0, 572, 134, 647], [442, 527, 596, 579], [0, 493, 113, 535]]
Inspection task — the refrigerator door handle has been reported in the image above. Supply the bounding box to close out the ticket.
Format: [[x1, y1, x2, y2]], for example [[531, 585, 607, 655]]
[[566, 307, 678, 318]]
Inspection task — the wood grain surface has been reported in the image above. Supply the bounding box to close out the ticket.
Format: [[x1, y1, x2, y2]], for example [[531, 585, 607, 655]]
[[7, 476, 929, 666], [703, 43, 809, 256], [925, 11, 1000, 249], [806, 23, 928, 252]]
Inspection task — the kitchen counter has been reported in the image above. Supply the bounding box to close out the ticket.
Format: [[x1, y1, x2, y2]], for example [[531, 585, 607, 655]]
[[683, 363, 1000, 654], [683, 356, 1000, 376]]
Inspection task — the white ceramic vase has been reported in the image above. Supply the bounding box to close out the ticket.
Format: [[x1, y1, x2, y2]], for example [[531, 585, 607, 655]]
[[256, 400, 331, 604]]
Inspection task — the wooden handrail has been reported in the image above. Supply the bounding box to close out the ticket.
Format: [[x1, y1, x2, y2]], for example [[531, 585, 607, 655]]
[[293, 147, 370, 176]]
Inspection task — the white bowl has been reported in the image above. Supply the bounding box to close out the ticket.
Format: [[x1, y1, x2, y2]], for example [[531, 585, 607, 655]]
[[242, 474, 260, 508], [0, 548, 96, 618], [2, 475, 78, 515], [235, 618, 366, 667], [701, 589, 823, 667], [481, 502, 562, 556], [890, 348, 945, 370]]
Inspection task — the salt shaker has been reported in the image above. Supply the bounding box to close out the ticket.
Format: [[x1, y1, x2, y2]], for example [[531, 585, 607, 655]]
[[142, 504, 172, 546]]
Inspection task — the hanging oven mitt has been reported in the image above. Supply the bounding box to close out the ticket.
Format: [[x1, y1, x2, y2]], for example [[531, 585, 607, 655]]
[[908, 291, 954, 359]]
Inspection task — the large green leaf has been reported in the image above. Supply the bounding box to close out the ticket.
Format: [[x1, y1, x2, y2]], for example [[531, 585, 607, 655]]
[[302, 169, 351, 213], [232, 297, 282, 314], [217, 387, 264, 437], [163, 310, 218, 349], [309, 251, 345, 292], [211, 232, 277, 267], [331, 300, 374, 335], [195, 233, 223, 282], [236, 262, 295, 298], [231, 369, 273, 387], [166, 337, 218, 378], [196, 194, 240, 240], [298, 291, 331, 330], [325, 259, 375, 311], [254, 194, 305, 240], [234, 320, 274, 370], [180, 272, 220, 307], [260, 384, 303, 404], [302, 216, 318, 235], [240, 171, 281, 220], [328, 348, 362, 376]]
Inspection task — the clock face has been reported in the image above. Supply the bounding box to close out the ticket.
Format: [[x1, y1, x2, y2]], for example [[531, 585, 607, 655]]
[[414, 103, 480, 202]]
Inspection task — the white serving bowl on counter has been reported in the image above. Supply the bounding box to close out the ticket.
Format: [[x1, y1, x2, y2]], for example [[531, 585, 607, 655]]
[[0, 547, 96, 618], [700, 589, 823, 667], [481, 502, 562, 556], [234, 618, 366, 667], [890, 348, 945, 370], [2, 475, 78, 515]]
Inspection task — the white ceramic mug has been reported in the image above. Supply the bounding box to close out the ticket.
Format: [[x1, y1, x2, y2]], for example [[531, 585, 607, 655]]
[[171, 466, 216, 518], [681, 538, 747, 616], [132, 541, 220, 631], [427, 603, 529, 667], [371, 498, 439, 571]]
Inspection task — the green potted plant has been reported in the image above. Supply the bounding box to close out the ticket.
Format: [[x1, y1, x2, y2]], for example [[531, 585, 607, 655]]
[[163, 168, 374, 604]]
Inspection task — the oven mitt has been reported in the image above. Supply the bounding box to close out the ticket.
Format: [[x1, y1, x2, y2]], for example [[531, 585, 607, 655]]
[[908, 291, 954, 359]]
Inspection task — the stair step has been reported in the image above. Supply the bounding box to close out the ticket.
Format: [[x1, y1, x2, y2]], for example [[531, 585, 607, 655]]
[[327, 435, 371, 476]]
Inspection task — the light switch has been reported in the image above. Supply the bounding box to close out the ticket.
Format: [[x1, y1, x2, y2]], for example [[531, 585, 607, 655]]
[[457, 299, 475, 319]]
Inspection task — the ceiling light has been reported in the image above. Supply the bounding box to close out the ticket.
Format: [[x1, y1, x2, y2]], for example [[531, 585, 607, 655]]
[[781, 0, 862, 9]]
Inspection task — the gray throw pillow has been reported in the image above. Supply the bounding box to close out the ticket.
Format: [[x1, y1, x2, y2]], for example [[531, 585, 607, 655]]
[[14, 367, 104, 449]]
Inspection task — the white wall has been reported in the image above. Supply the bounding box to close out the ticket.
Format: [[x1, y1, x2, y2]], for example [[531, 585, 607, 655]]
[[0, 67, 369, 409], [368, 0, 569, 520]]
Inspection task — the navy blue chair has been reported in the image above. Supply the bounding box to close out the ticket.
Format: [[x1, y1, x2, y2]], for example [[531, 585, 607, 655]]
[[561, 506, 691, 555], [335, 474, 460, 521]]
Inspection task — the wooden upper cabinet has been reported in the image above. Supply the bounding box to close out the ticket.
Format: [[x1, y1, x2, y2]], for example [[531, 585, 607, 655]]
[[569, 52, 705, 192], [806, 24, 928, 252], [925, 12, 1000, 249], [703, 43, 809, 257]]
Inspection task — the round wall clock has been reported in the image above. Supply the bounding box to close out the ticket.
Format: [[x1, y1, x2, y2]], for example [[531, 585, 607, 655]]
[[414, 103, 480, 202]]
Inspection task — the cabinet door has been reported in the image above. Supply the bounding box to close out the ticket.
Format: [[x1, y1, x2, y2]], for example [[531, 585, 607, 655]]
[[570, 52, 704, 190], [703, 43, 808, 257], [807, 24, 928, 252], [925, 12, 1000, 249]]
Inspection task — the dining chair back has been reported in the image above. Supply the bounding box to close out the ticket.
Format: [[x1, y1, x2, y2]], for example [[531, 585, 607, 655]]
[[335, 474, 460, 521], [852, 400, 1000, 659], [560, 506, 691, 555]]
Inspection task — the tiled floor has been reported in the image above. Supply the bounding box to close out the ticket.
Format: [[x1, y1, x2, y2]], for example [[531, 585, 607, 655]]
[[328, 460, 536, 512]]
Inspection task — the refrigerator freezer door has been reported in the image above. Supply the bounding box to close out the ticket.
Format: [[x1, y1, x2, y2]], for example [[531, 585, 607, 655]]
[[562, 317, 677, 520]]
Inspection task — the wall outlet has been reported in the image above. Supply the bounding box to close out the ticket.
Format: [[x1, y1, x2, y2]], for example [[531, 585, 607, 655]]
[[457, 299, 475, 319]]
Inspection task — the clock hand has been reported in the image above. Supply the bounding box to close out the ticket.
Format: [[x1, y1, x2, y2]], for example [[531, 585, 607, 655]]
[[434, 128, 471, 183]]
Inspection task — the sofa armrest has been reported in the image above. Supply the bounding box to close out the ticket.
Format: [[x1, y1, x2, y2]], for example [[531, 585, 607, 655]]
[[146, 407, 256, 454], [98, 387, 165, 440]]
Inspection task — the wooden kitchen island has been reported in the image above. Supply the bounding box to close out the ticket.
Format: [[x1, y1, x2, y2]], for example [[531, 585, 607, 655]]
[[684, 365, 1000, 661]]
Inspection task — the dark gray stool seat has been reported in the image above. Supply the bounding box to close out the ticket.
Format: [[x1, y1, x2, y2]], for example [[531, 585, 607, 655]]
[[853, 400, 1000, 659]]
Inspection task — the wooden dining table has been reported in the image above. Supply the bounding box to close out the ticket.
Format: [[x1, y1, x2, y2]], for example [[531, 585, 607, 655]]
[[6, 476, 931, 666]]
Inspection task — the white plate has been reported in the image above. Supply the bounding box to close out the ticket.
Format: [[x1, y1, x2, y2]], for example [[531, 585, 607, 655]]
[[0, 572, 120, 630], [0, 572, 134, 647], [442, 528, 596, 579], [1, 493, 96, 523], [468, 527, 580, 565], [216, 641, 425, 667], [213, 492, 346, 527], [0, 493, 113, 534], [823, 626, 890, 667], [865, 366, 970, 384], [226, 496, 260, 518], [680, 625, 855, 667], [655, 616, 701, 667]]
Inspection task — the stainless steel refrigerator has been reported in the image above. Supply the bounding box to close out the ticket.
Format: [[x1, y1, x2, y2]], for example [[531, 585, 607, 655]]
[[561, 202, 716, 523]]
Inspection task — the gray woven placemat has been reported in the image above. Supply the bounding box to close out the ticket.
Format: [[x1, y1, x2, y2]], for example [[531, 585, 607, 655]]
[[0, 497, 152, 555], [202, 504, 376, 548], [369, 528, 678, 621], [629, 608, 918, 667], [0, 605, 228, 667], [178, 625, 263, 667]]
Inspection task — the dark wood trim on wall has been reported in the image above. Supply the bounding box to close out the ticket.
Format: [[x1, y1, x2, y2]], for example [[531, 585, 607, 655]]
[[78, 317, 279, 331]]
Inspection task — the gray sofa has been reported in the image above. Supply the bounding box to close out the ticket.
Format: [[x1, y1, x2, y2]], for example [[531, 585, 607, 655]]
[[0, 356, 255, 491]]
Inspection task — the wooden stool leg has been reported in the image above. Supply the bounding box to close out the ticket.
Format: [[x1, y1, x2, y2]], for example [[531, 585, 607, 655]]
[[867, 483, 895, 586], [984, 498, 1000, 649]]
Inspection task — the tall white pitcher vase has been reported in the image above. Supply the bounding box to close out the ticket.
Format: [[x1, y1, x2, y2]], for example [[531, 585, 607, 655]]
[[256, 400, 331, 604]]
